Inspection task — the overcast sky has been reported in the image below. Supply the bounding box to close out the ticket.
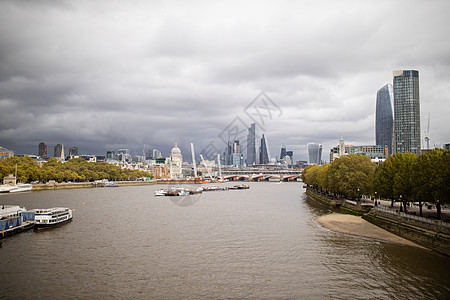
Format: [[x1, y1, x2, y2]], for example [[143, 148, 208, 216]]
[[1, 0, 449, 162]]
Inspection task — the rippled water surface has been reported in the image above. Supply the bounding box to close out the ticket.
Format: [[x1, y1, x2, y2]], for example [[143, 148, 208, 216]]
[[1, 182, 449, 299]]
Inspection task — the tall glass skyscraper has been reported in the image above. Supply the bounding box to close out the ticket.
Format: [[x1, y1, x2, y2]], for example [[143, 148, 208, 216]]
[[259, 134, 269, 164], [393, 70, 421, 155], [307, 143, 322, 165], [376, 83, 394, 156], [246, 123, 257, 165]]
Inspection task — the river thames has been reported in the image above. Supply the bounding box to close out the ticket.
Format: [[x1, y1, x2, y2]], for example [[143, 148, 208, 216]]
[[1, 182, 449, 299]]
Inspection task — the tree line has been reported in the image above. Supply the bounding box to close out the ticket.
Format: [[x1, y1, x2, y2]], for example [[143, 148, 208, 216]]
[[302, 149, 449, 220], [0, 157, 153, 183]]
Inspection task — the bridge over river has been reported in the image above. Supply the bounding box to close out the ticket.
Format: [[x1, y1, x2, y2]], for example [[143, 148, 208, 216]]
[[221, 170, 302, 181]]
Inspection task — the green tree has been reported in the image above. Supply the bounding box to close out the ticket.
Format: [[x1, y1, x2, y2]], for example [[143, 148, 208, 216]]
[[327, 154, 376, 199]]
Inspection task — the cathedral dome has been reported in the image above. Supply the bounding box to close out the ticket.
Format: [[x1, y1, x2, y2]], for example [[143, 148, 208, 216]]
[[171, 142, 181, 154]]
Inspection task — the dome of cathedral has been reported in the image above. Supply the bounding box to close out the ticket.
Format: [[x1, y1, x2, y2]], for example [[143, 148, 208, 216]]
[[171, 142, 181, 154]]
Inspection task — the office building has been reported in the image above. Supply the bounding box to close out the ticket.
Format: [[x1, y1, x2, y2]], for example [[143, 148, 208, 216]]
[[106, 151, 115, 160], [247, 123, 257, 165], [307, 143, 322, 165], [0, 146, 14, 159], [280, 142, 287, 159], [69, 147, 78, 156], [259, 134, 270, 165], [376, 83, 394, 156], [54, 144, 64, 159], [38, 142, 47, 158], [393, 70, 421, 155]]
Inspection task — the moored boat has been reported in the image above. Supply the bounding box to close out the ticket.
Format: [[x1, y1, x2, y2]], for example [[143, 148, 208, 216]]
[[32, 207, 73, 229]]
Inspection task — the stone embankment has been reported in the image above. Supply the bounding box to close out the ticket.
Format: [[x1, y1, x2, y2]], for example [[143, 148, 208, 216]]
[[307, 188, 450, 256]]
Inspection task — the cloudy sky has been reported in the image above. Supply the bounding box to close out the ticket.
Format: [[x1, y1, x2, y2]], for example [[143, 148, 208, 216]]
[[1, 0, 449, 162]]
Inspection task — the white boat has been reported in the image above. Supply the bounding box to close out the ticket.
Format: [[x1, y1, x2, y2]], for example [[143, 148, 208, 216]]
[[32, 207, 73, 229], [154, 189, 167, 196], [0, 183, 33, 193]]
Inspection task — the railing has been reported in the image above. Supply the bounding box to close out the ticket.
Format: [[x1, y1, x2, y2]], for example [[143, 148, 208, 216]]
[[372, 205, 450, 232]]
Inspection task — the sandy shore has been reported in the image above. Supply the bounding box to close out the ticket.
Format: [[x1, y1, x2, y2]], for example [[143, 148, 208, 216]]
[[316, 213, 424, 248]]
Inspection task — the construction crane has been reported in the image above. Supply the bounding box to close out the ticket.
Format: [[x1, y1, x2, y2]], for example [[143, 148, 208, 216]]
[[424, 113, 430, 149]]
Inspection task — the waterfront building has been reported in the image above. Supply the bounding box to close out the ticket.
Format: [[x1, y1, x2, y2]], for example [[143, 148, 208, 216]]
[[0, 146, 14, 159], [307, 143, 322, 165], [247, 123, 257, 165], [38, 142, 47, 158], [329, 137, 386, 162], [376, 84, 394, 156], [169, 141, 183, 179], [259, 134, 270, 165], [393, 70, 421, 155], [54, 144, 64, 160]]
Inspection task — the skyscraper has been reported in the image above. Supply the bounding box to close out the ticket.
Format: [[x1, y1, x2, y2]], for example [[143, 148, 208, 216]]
[[38, 142, 47, 158], [280, 142, 287, 159], [54, 144, 64, 159], [393, 70, 421, 155], [259, 134, 269, 164], [376, 84, 394, 156], [69, 146, 78, 156], [246, 123, 257, 165], [307, 143, 322, 165]]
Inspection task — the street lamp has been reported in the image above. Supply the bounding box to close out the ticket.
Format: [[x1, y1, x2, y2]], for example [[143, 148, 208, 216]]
[[357, 188, 360, 201], [375, 192, 377, 206], [399, 195, 403, 212]]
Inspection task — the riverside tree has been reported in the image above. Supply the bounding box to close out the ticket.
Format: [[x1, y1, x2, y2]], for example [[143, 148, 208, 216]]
[[413, 149, 450, 219]]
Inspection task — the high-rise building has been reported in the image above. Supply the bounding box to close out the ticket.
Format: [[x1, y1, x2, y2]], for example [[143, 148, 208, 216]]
[[307, 143, 322, 165], [376, 83, 394, 156], [106, 151, 115, 159], [224, 141, 233, 165], [280, 142, 287, 159], [393, 70, 421, 155], [246, 123, 257, 165], [54, 144, 64, 159], [38, 142, 47, 158], [231, 140, 242, 167], [259, 134, 270, 164], [286, 150, 293, 162], [69, 146, 78, 156]]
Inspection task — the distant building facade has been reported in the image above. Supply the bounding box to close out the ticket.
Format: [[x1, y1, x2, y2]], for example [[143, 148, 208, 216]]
[[69, 147, 78, 156], [246, 123, 257, 165], [376, 83, 394, 156], [38, 142, 47, 158], [0, 146, 14, 159], [169, 141, 183, 179], [307, 143, 322, 165], [259, 134, 270, 164], [329, 137, 386, 162], [54, 144, 64, 160], [393, 70, 421, 155]]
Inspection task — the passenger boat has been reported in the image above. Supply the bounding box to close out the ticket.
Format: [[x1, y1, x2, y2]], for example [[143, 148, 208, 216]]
[[154, 189, 167, 196], [32, 207, 73, 229], [0, 183, 33, 193]]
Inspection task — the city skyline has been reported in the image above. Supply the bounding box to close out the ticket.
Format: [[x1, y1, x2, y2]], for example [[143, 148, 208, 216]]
[[1, 1, 449, 162]]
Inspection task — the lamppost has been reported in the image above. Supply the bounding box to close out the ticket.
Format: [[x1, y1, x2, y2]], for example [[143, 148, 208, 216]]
[[357, 188, 360, 202], [375, 192, 377, 206], [399, 195, 403, 212]]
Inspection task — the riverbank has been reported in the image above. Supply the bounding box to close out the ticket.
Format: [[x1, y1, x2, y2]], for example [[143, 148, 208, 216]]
[[307, 188, 450, 256], [316, 213, 424, 249], [31, 180, 157, 191]]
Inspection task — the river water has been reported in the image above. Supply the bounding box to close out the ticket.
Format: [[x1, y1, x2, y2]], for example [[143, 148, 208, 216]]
[[1, 182, 449, 299]]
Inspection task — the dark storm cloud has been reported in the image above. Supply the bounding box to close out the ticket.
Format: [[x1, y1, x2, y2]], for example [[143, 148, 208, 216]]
[[1, 0, 449, 161]]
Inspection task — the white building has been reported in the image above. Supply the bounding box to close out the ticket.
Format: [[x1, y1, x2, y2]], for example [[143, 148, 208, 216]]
[[169, 141, 183, 179]]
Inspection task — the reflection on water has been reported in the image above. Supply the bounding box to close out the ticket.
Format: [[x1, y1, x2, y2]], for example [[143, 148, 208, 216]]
[[1, 183, 449, 299]]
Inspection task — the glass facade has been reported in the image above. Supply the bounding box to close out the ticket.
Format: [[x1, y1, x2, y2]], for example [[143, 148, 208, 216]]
[[307, 143, 322, 165], [246, 123, 257, 165], [259, 134, 269, 164], [376, 84, 394, 156], [393, 70, 421, 155]]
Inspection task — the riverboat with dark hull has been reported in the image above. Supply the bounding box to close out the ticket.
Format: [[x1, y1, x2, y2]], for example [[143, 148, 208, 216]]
[[32, 207, 73, 229]]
